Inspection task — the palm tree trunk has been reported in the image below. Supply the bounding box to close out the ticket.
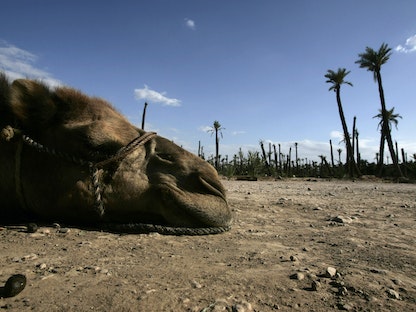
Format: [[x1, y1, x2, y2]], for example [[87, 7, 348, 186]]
[[376, 72, 403, 177], [329, 140, 335, 168], [259, 141, 271, 175], [215, 128, 219, 169], [336, 89, 361, 177], [377, 130, 385, 176], [141, 102, 148, 130], [356, 132, 360, 166], [352, 116, 356, 161], [377, 130, 386, 177]]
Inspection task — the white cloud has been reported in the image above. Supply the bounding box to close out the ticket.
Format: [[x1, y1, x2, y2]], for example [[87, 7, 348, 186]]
[[199, 125, 213, 133], [232, 130, 246, 136], [184, 18, 196, 30], [0, 40, 61, 87], [330, 130, 344, 140], [395, 34, 416, 53], [134, 85, 181, 107]]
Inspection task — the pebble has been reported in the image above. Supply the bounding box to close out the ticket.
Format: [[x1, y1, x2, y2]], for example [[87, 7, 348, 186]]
[[232, 301, 253, 312], [290, 272, 305, 280], [24, 253, 38, 260], [331, 216, 353, 224], [338, 286, 348, 296], [58, 228, 71, 234], [3, 274, 26, 298], [340, 303, 354, 311], [198, 300, 253, 312], [392, 279, 404, 286], [38, 228, 51, 235], [325, 267, 337, 278], [191, 280, 202, 289], [289, 255, 299, 262], [386, 288, 400, 299], [311, 280, 321, 291], [26, 223, 38, 233]]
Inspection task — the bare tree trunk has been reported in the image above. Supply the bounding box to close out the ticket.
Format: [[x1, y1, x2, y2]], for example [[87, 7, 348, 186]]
[[259, 141, 271, 176], [215, 128, 219, 169], [401, 148, 407, 177], [377, 129, 386, 176], [295, 142, 299, 174], [356, 131, 360, 165], [336, 89, 361, 177], [273, 144, 278, 176], [141, 102, 148, 130], [376, 72, 403, 177], [352, 116, 356, 162]]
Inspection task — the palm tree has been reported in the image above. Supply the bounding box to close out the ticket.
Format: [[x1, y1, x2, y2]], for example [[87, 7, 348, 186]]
[[259, 140, 271, 175], [325, 68, 361, 177], [373, 107, 402, 175], [356, 43, 403, 177], [141, 102, 148, 130], [208, 121, 224, 170], [337, 148, 343, 165]]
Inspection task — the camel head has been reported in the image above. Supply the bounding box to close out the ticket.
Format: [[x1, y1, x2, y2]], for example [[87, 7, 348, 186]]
[[0, 74, 231, 234]]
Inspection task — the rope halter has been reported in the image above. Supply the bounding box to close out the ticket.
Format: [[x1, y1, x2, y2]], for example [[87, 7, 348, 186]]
[[1, 125, 157, 218]]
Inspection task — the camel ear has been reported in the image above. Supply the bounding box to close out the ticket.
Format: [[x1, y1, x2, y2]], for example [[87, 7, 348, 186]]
[[10, 79, 57, 130]]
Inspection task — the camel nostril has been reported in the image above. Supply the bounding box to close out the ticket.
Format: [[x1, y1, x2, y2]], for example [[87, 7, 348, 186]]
[[198, 175, 227, 200]]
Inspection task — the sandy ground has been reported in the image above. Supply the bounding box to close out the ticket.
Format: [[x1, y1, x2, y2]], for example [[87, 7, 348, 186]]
[[1, 178, 415, 311]]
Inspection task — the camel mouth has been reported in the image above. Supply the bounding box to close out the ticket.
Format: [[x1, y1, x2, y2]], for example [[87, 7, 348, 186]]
[[151, 179, 231, 228]]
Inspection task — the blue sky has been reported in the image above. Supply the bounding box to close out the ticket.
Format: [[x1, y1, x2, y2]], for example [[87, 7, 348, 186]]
[[1, 1, 415, 163]]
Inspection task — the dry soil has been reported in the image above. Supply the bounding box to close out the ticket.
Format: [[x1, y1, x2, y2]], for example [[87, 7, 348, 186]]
[[1, 178, 415, 311]]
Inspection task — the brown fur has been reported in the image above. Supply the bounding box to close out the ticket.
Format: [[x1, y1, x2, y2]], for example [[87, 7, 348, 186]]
[[0, 74, 232, 230]]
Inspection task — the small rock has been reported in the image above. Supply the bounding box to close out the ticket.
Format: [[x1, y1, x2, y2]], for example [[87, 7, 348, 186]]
[[37, 263, 47, 270], [22, 253, 38, 261], [325, 267, 337, 278], [370, 268, 387, 275], [338, 286, 348, 296], [290, 272, 305, 280], [392, 279, 404, 286], [191, 280, 202, 289], [332, 216, 353, 224], [39, 228, 51, 235], [26, 223, 38, 233], [339, 303, 354, 311], [201, 299, 228, 312], [386, 288, 400, 299], [145, 289, 156, 294], [3, 274, 26, 298], [58, 228, 70, 234], [311, 280, 321, 291], [290, 255, 299, 262], [232, 300, 253, 312]]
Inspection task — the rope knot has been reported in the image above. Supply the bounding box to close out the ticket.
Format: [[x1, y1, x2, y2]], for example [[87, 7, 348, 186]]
[[1, 126, 22, 142]]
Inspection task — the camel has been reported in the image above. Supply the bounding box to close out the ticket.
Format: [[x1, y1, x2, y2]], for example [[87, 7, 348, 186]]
[[0, 73, 232, 235]]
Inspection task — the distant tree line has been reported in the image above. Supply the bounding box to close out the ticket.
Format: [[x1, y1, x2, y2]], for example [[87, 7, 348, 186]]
[[201, 43, 414, 180]]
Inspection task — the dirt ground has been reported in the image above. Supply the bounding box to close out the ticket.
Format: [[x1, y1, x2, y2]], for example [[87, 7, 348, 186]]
[[1, 178, 415, 311]]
